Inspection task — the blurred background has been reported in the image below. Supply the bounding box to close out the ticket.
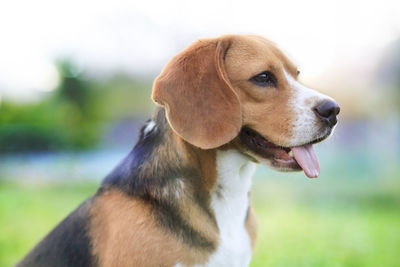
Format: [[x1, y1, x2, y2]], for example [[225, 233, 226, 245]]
[[0, 0, 399, 266]]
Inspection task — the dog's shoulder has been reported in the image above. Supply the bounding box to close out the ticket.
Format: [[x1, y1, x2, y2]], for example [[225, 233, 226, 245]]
[[88, 188, 190, 266]]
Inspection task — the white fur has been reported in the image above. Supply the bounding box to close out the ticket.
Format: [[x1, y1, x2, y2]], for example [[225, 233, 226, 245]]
[[144, 120, 156, 135], [176, 150, 255, 267], [204, 150, 256, 267], [283, 68, 333, 146], [176, 150, 256, 267], [163, 178, 184, 199]]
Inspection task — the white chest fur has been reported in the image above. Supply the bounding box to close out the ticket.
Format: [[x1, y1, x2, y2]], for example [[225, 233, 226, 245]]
[[175, 150, 257, 267], [203, 150, 256, 267]]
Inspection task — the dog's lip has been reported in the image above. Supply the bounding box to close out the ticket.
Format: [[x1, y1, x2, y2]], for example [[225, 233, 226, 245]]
[[299, 134, 330, 147], [239, 126, 293, 160], [239, 127, 328, 176], [239, 126, 329, 151]]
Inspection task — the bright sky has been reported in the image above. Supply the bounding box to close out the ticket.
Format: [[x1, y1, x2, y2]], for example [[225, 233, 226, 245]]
[[0, 0, 399, 102]]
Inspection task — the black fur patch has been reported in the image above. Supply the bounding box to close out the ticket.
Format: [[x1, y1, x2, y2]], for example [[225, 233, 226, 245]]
[[101, 108, 216, 251], [102, 109, 182, 196], [148, 197, 215, 250]]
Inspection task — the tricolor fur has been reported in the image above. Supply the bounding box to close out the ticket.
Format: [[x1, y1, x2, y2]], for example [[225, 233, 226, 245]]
[[17, 34, 339, 267]]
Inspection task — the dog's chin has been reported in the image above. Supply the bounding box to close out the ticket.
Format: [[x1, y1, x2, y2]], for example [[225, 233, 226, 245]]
[[238, 127, 331, 177]]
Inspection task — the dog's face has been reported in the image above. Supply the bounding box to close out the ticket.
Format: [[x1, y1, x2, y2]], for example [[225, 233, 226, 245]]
[[223, 35, 339, 177], [152, 34, 339, 178]]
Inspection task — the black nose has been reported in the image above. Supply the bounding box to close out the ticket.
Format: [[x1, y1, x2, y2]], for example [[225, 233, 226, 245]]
[[314, 100, 340, 127]]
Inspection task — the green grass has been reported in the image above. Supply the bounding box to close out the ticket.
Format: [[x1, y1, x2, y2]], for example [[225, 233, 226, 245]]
[[0, 180, 98, 267], [1, 175, 399, 267], [250, 177, 400, 267]]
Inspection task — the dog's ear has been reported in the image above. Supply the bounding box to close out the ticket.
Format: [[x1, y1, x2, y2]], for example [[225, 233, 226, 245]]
[[152, 39, 241, 149]]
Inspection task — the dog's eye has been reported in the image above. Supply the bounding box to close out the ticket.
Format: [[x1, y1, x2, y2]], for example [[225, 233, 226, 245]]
[[297, 70, 300, 76], [250, 71, 277, 87]]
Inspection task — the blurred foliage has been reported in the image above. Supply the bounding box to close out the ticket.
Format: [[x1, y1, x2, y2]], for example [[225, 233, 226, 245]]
[[0, 59, 153, 153], [377, 37, 400, 111]]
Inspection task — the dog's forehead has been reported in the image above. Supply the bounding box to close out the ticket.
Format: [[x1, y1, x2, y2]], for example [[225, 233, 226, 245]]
[[231, 35, 279, 55], [223, 35, 297, 79]]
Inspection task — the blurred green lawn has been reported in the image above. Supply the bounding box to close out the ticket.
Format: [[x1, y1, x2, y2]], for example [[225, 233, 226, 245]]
[[1, 171, 400, 267]]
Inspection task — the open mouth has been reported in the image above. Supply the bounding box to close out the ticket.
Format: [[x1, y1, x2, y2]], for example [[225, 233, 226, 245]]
[[239, 127, 328, 178]]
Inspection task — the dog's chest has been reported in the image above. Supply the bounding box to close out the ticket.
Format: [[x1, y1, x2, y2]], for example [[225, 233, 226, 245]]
[[203, 150, 256, 267]]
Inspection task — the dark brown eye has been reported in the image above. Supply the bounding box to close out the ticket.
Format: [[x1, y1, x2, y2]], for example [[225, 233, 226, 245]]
[[250, 71, 277, 87], [297, 70, 300, 76]]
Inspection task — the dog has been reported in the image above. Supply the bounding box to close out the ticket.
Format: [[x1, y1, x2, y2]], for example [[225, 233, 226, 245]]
[[17, 34, 340, 267]]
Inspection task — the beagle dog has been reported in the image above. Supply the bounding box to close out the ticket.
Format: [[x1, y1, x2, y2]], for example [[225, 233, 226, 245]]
[[17, 34, 340, 267]]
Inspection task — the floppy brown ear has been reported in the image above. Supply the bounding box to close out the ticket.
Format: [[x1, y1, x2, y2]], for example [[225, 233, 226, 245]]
[[151, 38, 241, 149]]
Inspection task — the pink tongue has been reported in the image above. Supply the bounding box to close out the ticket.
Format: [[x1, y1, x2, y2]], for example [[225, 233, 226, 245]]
[[292, 144, 320, 178]]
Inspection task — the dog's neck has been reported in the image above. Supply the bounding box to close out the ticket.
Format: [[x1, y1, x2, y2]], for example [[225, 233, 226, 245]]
[[100, 107, 256, 257], [102, 107, 258, 201], [102, 107, 255, 197], [102, 108, 214, 198]]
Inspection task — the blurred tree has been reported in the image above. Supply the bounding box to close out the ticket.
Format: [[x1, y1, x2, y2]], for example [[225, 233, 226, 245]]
[[0, 59, 99, 152], [51, 59, 100, 149], [0, 59, 153, 153], [56, 59, 90, 109]]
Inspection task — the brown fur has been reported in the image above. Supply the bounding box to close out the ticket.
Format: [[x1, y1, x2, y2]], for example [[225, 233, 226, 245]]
[[89, 123, 222, 266], [223, 35, 299, 147], [149, 35, 302, 260], [245, 201, 258, 250], [90, 190, 185, 266], [19, 34, 310, 267], [90, 188, 220, 266], [153, 34, 302, 149], [182, 143, 218, 194], [90, 189, 222, 266], [152, 38, 242, 149]]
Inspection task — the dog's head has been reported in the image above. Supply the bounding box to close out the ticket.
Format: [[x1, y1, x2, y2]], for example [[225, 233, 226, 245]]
[[152, 34, 339, 178]]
